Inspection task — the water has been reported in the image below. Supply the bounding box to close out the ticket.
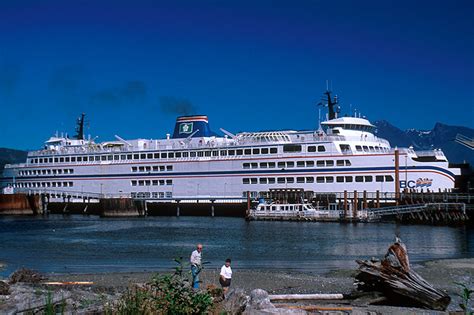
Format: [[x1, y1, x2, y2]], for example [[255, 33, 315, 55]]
[[0, 215, 472, 276]]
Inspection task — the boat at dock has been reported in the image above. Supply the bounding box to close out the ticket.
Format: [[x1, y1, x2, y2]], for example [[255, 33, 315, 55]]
[[247, 201, 370, 221], [0, 89, 461, 201], [248, 202, 338, 221]]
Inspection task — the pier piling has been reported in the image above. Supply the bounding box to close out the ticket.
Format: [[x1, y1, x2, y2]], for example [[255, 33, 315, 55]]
[[343, 190, 348, 218], [363, 190, 367, 209], [394, 149, 400, 204], [353, 190, 358, 219]]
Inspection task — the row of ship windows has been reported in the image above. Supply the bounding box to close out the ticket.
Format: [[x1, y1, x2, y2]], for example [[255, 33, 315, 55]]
[[132, 165, 173, 172], [13, 182, 74, 188], [28, 145, 333, 165], [19, 169, 74, 176], [355, 145, 389, 153], [243, 160, 351, 169], [29, 147, 280, 164], [131, 192, 173, 199], [131, 180, 173, 186], [242, 175, 394, 184], [259, 205, 304, 211]]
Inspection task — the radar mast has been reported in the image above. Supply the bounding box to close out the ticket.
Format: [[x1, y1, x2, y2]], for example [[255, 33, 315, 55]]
[[74, 113, 85, 140]]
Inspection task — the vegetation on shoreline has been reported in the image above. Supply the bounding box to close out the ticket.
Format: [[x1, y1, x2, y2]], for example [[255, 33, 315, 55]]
[[1, 261, 473, 314], [111, 258, 214, 314]]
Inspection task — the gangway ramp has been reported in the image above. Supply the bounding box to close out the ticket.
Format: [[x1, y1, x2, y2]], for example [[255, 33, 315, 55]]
[[368, 203, 467, 223], [455, 134, 474, 150]]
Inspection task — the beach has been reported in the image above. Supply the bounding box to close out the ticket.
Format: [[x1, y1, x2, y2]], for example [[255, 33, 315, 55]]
[[39, 257, 473, 313]]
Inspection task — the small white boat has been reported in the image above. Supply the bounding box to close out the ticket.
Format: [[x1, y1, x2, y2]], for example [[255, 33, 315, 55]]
[[248, 202, 340, 220]]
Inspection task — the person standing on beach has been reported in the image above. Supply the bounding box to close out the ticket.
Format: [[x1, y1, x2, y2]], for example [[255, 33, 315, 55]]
[[190, 243, 203, 289], [219, 258, 232, 295]]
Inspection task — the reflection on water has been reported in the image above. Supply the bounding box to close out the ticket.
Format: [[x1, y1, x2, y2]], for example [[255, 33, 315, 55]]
[[0, 215, 472, 275]]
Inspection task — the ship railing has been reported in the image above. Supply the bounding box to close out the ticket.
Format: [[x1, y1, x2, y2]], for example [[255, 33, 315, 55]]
[[328, 191, 400, 201], [6, 188, 251, 202], [331, 190, 454, 199], [12, 188, 103, 199], [27, 133, 394, 157], [387, 148, 413, 154], [27, 142, 238, 156], [310, 134, 390, 145], [415, 149, 446, 157], [325, 191, 470, 204], [237, 138, 292, 145], [235, 134, 391, 147], [310, 135, 345, 142], [27, 138, 291, 155]]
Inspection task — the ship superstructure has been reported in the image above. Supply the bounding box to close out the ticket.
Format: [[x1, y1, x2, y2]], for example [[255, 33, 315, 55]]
[[1, 91, 460, 199]]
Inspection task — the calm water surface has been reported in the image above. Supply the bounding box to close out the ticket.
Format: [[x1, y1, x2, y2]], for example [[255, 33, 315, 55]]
[[0, 215, 472, 276]]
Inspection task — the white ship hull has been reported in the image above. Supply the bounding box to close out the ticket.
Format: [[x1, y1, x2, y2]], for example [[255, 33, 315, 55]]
[[1, 145, 458, 199]]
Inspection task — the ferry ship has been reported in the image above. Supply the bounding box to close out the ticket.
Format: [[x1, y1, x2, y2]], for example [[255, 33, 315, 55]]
[[1, 90, 460, 200]]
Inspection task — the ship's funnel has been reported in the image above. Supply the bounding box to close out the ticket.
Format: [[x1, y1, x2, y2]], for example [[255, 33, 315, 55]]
[[172, 115, 217, 139]]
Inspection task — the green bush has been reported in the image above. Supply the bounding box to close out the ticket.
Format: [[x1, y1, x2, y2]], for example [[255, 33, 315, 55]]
[[113, 258, 213, 315], [149, 257, 212, 314], [150, 273, 212, 314]]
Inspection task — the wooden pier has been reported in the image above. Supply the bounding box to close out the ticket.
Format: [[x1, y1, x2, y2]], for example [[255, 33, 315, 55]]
[[367, 203, 468, 224]]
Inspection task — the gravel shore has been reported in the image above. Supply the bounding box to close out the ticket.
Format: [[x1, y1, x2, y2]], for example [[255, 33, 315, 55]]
[[45, 258, 473, 312], [47, 268, 356, 295]]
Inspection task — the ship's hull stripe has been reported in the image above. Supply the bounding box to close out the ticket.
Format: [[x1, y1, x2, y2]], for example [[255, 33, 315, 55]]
[[12, 170, 453, 182], [5, 166, 456, 181]]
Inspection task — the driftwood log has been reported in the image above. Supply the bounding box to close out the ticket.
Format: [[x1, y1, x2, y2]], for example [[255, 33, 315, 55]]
[[355, 237, 451, 311], [269, 293, 344, 301]]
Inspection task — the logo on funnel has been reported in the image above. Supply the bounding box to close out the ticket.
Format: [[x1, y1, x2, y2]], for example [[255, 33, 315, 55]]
[[179, 122, 193, 134]]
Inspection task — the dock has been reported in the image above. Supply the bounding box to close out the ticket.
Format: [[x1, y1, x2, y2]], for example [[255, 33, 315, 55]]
[[0, 188, 472, 225]]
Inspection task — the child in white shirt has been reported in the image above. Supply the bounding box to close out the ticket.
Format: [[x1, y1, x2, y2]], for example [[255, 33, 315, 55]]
[[219, 258, 232, 294]]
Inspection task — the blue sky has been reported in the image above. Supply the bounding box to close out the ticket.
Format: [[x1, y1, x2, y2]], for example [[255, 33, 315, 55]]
[[0, 0, 473, 149]]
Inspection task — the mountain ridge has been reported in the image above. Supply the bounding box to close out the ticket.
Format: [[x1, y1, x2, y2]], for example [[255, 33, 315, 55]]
[[374, 120, 474, 166], [0, 148, 28, 172]]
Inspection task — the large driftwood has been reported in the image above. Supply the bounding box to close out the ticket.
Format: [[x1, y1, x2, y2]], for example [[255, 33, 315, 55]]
[[355, 237, 451, 311], [269, 293, 344, 301]]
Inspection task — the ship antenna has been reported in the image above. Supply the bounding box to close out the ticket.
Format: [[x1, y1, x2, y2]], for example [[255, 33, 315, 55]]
[[318, 107, 321, 129], [323, 89, 338, 120], [75, 113, 85, 140]]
